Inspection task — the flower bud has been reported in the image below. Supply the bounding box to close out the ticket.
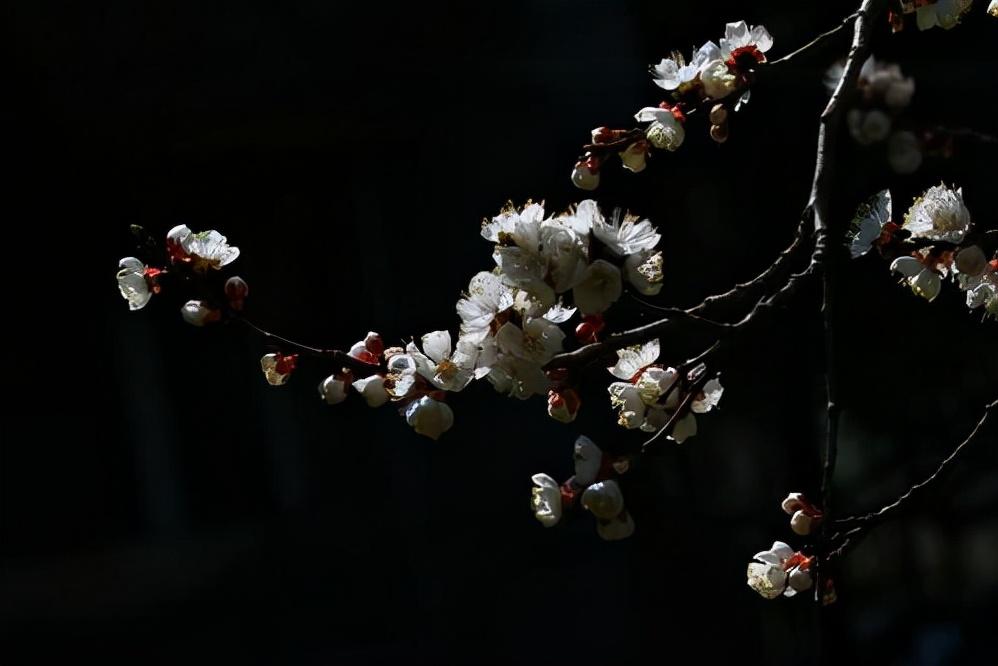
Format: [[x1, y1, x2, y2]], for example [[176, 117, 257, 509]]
[[405, 396, 454, 440], [180, 300, 218, 326], [709, 123, 729, 144], [363, 331, 385, 357], [990, 0, 998, 18], [788, 567, 813, 593], [590, 127, 617, 143], [352, 375, 389, 407], [224, 276, 249, 310], [955, 245, 987, 277], [790, 510, 815, 536], [709, 104, 728, 125], [547, 388, 581, 424], [781, 492, 805, 515], [571, 161, 600, 191], [319, 374, 348, 404], [581, 480, 625, 520]]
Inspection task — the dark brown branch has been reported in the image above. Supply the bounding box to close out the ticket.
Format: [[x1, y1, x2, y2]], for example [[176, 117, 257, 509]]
[[831, 399, 998, 531], [641, 369, 715, 452], [236, 317, 385, 377], [767, 11, 862, 67]]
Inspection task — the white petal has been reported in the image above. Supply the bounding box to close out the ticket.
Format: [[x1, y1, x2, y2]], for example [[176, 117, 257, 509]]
[[421, 330, 453, 364], [573, 435, 603, 486]]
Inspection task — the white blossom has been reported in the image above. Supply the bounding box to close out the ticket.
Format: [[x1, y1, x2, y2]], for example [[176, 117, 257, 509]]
[[385, 353, 420, 398], [746, 541, 812, 599], [539, 219, 589, 292], [573, 260, 623, 315], [990, 0, 998, 17], [352, 375, 389, 407], [903, 184, 971, 244], [319, 375, 348, 405], [608, 339, 660, 380], [404, 396, 454, 440], [635, 107, 685, 151], [573, 435, 603, 487], [457, 271, 514, 344], [495, 319, 565, 366], [181, 230, 240, 271], [848, 189, 892, 259], [487, 355, 550, 399], [608, 382, 646, 429], [582, 480, 634, 541], [719, 20, 774, 60], [701, 59, 739, 100], [593, 209, 661, 257], [624, 250, 663, 295], [116, 257, 152, 311], [891, 256, 942, 302], [635, 366, 679, 408], [260, 353, 293, 386], [652, 41, 720, 90], [530, 473, 562, 527], [407, 331, 479, 392], [692, 378, 724, 414]]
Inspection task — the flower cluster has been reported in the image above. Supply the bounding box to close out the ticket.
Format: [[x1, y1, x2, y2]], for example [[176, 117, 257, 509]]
[[849, 184, 996, 317], [531, 436, 635, 540], [827, 57, 919, 174], [606, 340, 723, 441], [573, 20, 772, 189]]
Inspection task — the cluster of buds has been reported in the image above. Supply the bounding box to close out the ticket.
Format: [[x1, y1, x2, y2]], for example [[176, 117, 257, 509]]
[[781, 492, 824, 536], [531, 436, 635, 540]]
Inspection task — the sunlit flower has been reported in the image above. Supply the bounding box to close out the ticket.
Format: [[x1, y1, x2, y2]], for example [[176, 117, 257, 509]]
[[384, 353, 420, 398], [496, 319, 565, 366], [891, 256, 942, 302], [408, 331, 479, 392], [624, 250, 663, 295], [848, 190, 893, 258], [352, 375, 389, 407], [902, 184, 971, 243], [593, 209, 660, 257], [530, 473, 563, 527], [487, 355, 550, 399], [747, 541, 813, 599], [116, 257, 154, 310], [608, 382, 646, 429], [457, 271, 515, 344], [181, 300, 218, 327], [573, 260, 623, 315], [701, 59, 739, 100], [181, 230, 240, 272], [261, 352, 298, 386], [652, 41, 720, 91], [990, 0, 998, 17], [635, 107, 685, 152], [404, 395, 454, 440], [539, 219, 589, 292], [635, 366, 679, 407], [691, 378, 724, 413], [482, 202, 544, 252], [719, 21, 774, 61], [319, 375, 348, 405], [608, 339, 660, 380]]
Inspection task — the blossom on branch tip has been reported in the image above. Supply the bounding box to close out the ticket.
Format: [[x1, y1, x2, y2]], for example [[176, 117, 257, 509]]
[[719, 21, 773, 61], [404, 395, 454, 440], [117, 257, 157, 310], [902, 184, 971, 244], [635, 107, 685, 152], [747, 542, 813, 599], [408, 330, 478, 392], [261, 352, 298, 386], [176, 228, 240, 272]]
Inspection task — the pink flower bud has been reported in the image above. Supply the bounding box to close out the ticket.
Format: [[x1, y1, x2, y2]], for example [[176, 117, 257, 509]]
[[790, 510, 815, 536], [181, 300, 218, 326], [781, 492, 805, 515], [224, 276, 249, 310]]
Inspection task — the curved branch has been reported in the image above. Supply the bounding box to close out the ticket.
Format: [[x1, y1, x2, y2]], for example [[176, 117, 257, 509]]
[[236, 317, 385, 377], [767, 11, 862, 67]]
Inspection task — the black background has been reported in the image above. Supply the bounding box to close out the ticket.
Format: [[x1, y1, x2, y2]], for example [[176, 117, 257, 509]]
[[5, 1, 998, 664]]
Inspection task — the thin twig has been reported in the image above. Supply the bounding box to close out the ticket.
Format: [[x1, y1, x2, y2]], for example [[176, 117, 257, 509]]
[[768, 12, 862, 67], [236, 317, 385, 376]]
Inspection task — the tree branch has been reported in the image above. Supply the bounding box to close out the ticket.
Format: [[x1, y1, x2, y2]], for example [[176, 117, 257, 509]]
[[767, 11, 862, 67], [236, 317, 385, 377]]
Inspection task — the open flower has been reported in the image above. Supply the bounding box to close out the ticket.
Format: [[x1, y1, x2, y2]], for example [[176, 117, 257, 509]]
[[530, 473, 562, 527], [701, 59, 740, 100], [747, 542, 814, 599], [624, 250, 663, 295], [903, 184, 971, 243], [180, 229, 240, 272], [719, 20, 774, 61], [573, 260, 623, 315], [457, 271, 514, 344], [891, 256, 942, 302], [635, 107, 685, 152], [116, 257, 155, 310], [539, 220, 589, 293], [608, 339, 660, 380], [408, 331, 479, 392], [495, 319, 565, 366], [487, 355, 551, 400], [404, 395, 454, 440], [652, 41, 720, 91], [848, 190, 894, 258], [261, 352, 298, 386], [593, 209, 660, 257]]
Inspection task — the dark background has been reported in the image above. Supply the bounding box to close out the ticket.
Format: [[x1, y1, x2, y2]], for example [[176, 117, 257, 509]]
[[5, 1, 998, 664]]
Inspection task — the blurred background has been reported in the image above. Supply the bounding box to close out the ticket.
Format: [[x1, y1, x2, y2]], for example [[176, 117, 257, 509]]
[[5, 1, 998, 664]]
